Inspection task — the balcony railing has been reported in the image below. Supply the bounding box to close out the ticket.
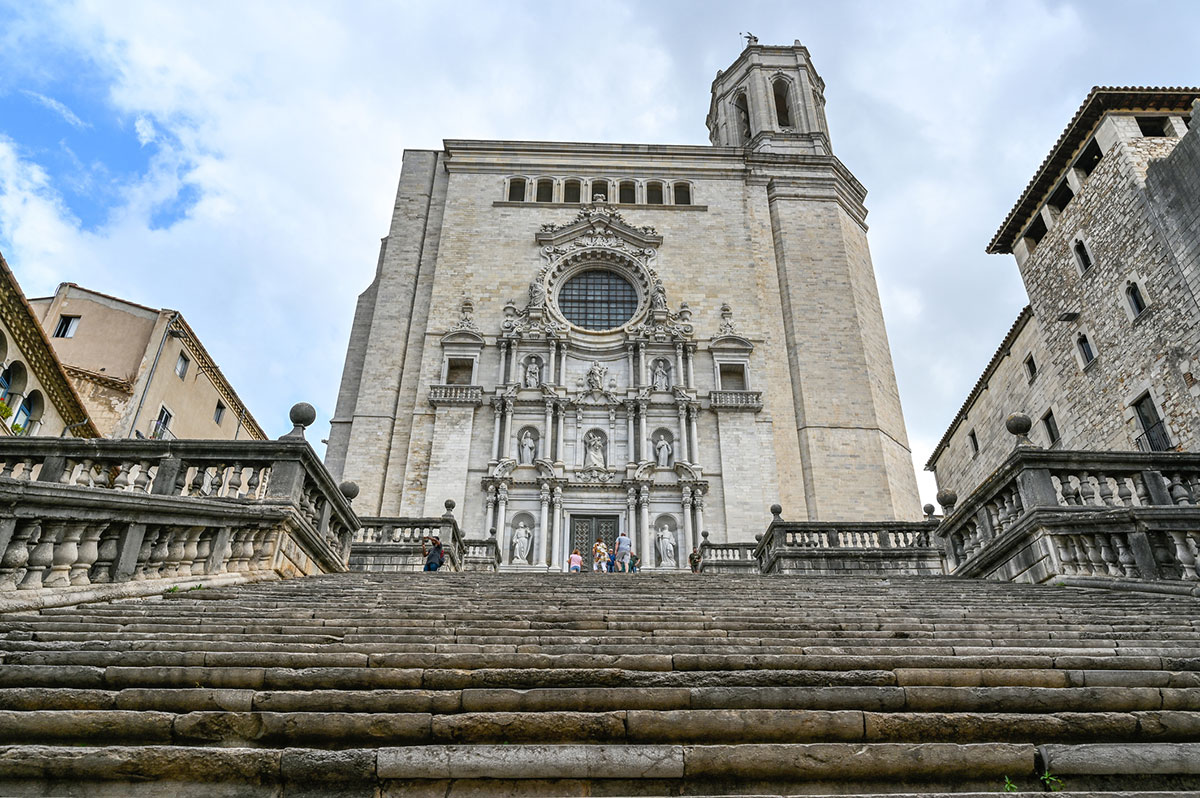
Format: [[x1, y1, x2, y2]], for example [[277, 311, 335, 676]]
[[709, 390, 763, 411], [428, 384, 484, 407], [1135, 420, 1173, 452]]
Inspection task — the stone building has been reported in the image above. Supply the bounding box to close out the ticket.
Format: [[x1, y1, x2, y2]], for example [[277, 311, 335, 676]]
[[27, 283, 265, 441], [0, 252, 98, 438], [328, 40, 923, 570], [928, 89, 1199, 498]]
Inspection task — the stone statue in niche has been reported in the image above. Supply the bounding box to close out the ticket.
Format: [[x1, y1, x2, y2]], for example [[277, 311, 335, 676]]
[[519, 430, 537, 465], [524, 358, 541, 388], [512, 521, 532, 564], [652, 360, 670, 391], [584, 431, 606, 468], [586, 361, 608, 392], [655, 435, 673, 468], [657, 524, 677, 567]]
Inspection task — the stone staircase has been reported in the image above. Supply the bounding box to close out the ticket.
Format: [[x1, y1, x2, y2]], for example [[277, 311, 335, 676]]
[[4, 572, 1200, 796]]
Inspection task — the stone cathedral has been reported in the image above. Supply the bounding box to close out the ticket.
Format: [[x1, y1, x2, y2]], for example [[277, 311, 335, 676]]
[[326, 39, 923, 571]]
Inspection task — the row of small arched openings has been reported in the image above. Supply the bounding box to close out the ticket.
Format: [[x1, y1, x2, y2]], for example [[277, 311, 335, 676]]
[[0, 332, 46, 436], [505, 176, 693, 206], [730, 76, 798, 144]]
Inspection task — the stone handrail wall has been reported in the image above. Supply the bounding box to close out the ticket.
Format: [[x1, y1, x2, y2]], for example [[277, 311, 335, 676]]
[[462, 535, 501, 571], [349, 505, 463, 573], [0, 431, 360, 612], [754, 511, 943, 576], [935, 440, 1200, 587]]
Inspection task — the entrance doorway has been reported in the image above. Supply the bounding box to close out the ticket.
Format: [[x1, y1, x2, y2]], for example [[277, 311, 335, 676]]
[[569, 515, 619, 567]]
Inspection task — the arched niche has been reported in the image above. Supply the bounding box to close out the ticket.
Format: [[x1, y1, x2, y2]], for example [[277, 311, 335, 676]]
[[508, 512, 537, 565], [651, 428, 674, 469], [517, 426, 540, 465], [652, 514, 679, 567]]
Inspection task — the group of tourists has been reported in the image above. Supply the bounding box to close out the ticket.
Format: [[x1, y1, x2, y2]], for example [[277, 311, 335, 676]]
[[568, 531, 639, 573]]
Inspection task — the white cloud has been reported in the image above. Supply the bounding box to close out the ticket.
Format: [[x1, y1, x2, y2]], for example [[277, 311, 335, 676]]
[[19, 89, 89, 129], [133, 115, 155, 145]]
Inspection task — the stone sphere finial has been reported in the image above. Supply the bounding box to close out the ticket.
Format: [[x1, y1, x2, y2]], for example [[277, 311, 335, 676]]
[[489, 527, 497, 538], [936, 489, 957, 513], [755, 533, 763, 542], [923, 503, 935, 519], [701, 530, 709, 539], [339, 481, 360, 501], [280, 402, 316, 439], [1005, 412, 1036, 447], [443, 499, 456, 518], [769, 504, 783, 522]]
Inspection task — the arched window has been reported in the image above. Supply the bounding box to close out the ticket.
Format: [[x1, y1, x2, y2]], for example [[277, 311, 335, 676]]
[[1073, 239, 1093, 273], [618, 181, 636, 204], [507, 178, 526, 202], [1127, 282, 1147, 316], [733, 92, 751, 144], [673, 182, 691, 205], [772, 78, 793, 127], [1, 361, 28, 406], [590, 179, 609, 202], [14, 390, 43, 437], [564, 180, 581, 203], [1077, 333, 1096, 365], [646, 182, 664, 205], [535, 179, 554, 203]]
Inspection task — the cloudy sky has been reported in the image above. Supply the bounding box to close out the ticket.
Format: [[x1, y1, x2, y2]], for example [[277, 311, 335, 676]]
[[0, 0, 1195, 505]]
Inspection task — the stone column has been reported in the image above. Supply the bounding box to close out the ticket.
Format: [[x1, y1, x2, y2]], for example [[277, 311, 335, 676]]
[[694, 491, 705, 541], [638, 343, 648, 386], [674, 344, 685, 389], [543, 401, 554, 459], [637, 401, 648, 462], [538, 482, 550, 567], [625, 404, 635, 464], [688, 405, 701, 466], [639, 485, 651, 566], [556, 401, 565, 462], [677, 405, 690, 463], [608, 408, 617, 467], [547, 341, 557, 386], [626, 487, 637, 553], [496, 483, 509, 563], [685, 345, 695, 389], [497, 341, 508, 385], [626, 348, 635, 387], [485, 486, 496, 536], [491, 398, 503, 460], [681, 487, 694, 563], [551, 486, 564, 571], [510, 340, 520, 385], [575, 409, 584, 465]]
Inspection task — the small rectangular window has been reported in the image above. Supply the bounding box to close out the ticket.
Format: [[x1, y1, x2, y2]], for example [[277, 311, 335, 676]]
[[52, 315, 80, 338], [673, 183, 691, 205], [174, 353, 189, 379], [646, 183, 664, 205], [507, 179, 526, 202], [1047, 181, 1074, 215], [1042, 410, 1060, 447], [564, 181, 581, 203], [619, 181, 636, 204], [1073, 239, 1093, 273], [1023, 214, 1047, 248], [1024, 354, 1037, 383], [151, 406, 173, 439], [445, 358, 474, 385], [1074, 138, 1103, 178], [1136, 116, 1174, 137], [1133, 394, 1171, 452], [968, 430, 979, 456], [214, 401, 226, 425], [718, 363, 747, 391], [535, 179, 553, 203]]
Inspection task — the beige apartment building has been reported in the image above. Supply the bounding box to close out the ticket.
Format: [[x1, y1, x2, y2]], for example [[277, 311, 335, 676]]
[[28, 284, 265, 441], [0, 253, 98, 438]]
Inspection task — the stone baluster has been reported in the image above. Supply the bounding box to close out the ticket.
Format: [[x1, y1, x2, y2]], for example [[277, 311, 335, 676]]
[[148, 526, 172, 577], [40, 522, 76, 589], [1169, 473, 1193, 505], [228, 463, 243, 498], [1167, 530, 1199, 579], [1116, 475, 1134, 506], [0, 521, 39, 590], [1077, 534, 1102, 576], [1057, 472, 1080, 506], [1054, 535, 1077, 575], [1096, 533, 1120, 576], [1096, 473, 1114, 506], [71, 522, 104, 586], [1111, 533, 1137, 577], [19, 522, 56, 590], [89, 525, 122, 583], [115, 461, 133, 490], [165, 526, 189, 576], [181, 527, 205, 575], [1078, 472, 1097, 505], [538, 482, 550, 567]]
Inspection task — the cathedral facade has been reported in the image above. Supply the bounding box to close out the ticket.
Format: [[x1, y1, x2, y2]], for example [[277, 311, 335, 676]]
[[327, 40, 922, 570]]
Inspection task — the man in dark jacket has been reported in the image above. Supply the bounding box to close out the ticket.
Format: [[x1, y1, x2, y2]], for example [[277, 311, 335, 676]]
[[422, 537, 443, 571]]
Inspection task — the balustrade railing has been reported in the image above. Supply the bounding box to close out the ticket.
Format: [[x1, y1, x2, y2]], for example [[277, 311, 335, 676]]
[[936, 412, 1200, 588], [754, 505, 943, 576], [350, 501, 464, 573], [0, 404, 360, 611], [428, 384, 484, 407], [709, 390, 764, 411], [698, 538, 758, 573]]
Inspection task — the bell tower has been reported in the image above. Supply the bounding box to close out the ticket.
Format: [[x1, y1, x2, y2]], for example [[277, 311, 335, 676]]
[[706, 37, 831, 155]]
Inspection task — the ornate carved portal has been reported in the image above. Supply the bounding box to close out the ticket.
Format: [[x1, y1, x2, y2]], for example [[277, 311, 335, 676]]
[[475, 202, 712, 571]]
